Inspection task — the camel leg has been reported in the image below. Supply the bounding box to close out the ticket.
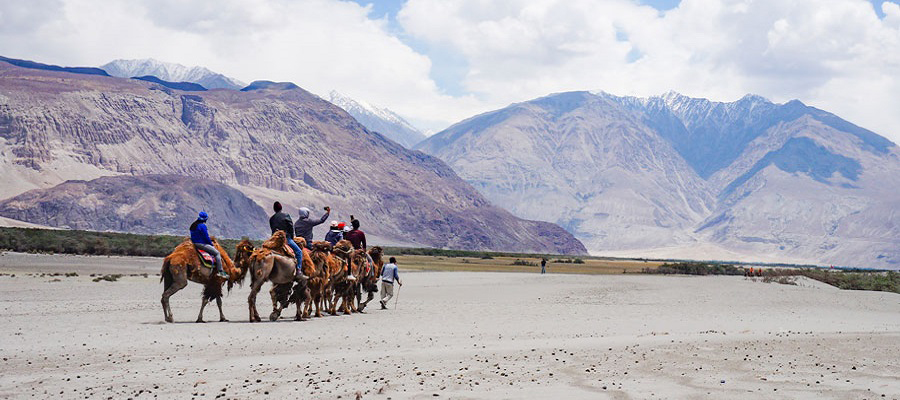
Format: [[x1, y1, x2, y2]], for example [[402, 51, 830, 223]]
[[303, 292, 312, 318], [270, 285, 285, 321], [341, 292, 352, 315], [295, 303, 304, 321], [247, 278, 266, 323], [197, 297, 209, 323], [314, 291, 323, 318], [359, 291, 374, 312], [330, 289, 341, 315], [298, 287, 310, 321], [161, 276, 187, 323], [216, 297, 228, 322]]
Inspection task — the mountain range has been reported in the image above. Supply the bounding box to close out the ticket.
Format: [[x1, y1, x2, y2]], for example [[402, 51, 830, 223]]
[[102, 59, 428, 148], [0, 58, 586, 255], [417, 91, 900, 268], [101, 58, 246, 90]]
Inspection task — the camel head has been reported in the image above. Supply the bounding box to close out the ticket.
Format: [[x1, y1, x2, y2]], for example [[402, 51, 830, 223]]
[[333, 239, 353, 258], [232, 238, 255, 287], [368, 246, 383, 260], [311, 240, 333, 253]]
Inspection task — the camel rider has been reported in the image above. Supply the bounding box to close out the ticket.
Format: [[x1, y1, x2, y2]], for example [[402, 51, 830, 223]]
[[294, 206, 330, 248], [345, 216, 376, 278], [190, 211, 228, 279], [268, 201, 305, 279], [345, 216, 367, 250], [324, 221, 343, 246]]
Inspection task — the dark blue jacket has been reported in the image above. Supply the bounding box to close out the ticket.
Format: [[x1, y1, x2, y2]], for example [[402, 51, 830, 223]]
[[190, 220, 213, 245], [324, 230, 343, 246]]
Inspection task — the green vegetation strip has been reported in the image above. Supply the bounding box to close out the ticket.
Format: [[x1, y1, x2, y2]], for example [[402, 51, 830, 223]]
[[642, 262, 899, 294], [0, 227, 571, 260], [2, 227, 895, 294], [0, 227, 245, 258]]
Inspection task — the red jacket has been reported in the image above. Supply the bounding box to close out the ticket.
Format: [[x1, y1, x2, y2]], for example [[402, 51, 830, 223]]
[[344, 229, 366, 250]]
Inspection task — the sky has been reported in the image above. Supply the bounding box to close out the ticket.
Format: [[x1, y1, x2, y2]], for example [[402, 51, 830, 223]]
[[1, 0, 899, 143]]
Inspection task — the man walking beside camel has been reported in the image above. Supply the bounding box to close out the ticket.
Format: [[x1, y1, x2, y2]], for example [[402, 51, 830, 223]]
[[380, 257, 402, 309]]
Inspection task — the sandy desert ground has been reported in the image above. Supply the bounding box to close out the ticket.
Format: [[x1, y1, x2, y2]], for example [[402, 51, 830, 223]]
[[0, 252, 898, 399]]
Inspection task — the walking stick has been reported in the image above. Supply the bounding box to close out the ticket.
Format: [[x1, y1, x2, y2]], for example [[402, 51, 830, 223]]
[[393, 284, 401, 309]]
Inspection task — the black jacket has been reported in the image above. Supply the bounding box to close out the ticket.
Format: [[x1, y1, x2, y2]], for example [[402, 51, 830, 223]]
[[269, 212, 295, 238]]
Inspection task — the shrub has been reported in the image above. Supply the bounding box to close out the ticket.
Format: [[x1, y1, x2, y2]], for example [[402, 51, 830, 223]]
[[92, 274, 122, 282], [642, 262, 743, 276]]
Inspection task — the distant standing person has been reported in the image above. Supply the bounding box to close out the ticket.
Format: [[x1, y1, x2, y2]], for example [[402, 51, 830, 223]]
[[380, 257, 402, 309], [541, 258, 547, 274], [345, 215, 367, 250], [268, 201, 304, 279], [294, 206, 330, 247]]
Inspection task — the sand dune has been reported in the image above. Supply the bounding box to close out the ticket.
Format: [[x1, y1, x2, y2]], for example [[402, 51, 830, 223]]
[[0, 253, 897, 399]]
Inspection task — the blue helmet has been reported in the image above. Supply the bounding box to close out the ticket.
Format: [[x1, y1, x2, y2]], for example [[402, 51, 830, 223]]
[[198, 211, 209, 221]]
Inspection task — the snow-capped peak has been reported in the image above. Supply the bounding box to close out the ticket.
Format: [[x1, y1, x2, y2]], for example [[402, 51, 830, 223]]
[[327, 91, 427, 148], [100, 58, 245, 90], [328, 91, 410, 127]]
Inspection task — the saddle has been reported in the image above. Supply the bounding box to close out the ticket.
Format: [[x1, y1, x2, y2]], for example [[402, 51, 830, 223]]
[[194, 247, 215, 269]]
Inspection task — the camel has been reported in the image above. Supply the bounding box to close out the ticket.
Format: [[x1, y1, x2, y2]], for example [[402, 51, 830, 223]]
[[325, 240, 357, 315], [305, 241, 336, 318], [160, 237, 246, 323], [352, 248, 379, 312], [368, 246, 385, 278], [246, 231, 311, 322], [236, 236, 310, 321]]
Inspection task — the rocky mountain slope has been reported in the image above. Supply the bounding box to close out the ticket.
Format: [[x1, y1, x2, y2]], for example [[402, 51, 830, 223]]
[[0, 59, 585, 254], [328, 91, 426, 148], [0, 175, 269, 239], [417, 91, 900, 268], [101, 59, 245, 90]]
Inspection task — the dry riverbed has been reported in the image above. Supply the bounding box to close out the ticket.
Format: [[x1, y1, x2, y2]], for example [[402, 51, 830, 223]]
[[0, 252, 897, 399]]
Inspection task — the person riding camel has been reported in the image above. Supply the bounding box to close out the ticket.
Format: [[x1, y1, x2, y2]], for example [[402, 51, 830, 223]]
[[268, 201, 305, 279], [189, 211, 228, 279], [324, 221, 343, 246], [345, 216, 376, 279], [294, 206, 330, 248], [345, 216, 367, 250]]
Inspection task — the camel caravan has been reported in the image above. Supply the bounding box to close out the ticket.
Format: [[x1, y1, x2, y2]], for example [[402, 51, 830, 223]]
[[160, 204, 387, 323]]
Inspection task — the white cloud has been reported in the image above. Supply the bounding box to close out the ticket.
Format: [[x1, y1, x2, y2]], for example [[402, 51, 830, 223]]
[[0, 0, 898, 143], [399, 0, 900, 143], [0, 0, 483, 131]]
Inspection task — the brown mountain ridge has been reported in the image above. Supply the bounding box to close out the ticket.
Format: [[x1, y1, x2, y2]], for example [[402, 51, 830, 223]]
[[0, 59, 586, 255]]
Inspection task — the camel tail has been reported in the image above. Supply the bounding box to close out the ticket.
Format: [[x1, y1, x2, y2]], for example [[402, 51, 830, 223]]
[[202, 281, 223, 301], [161, 259, 174, 290]]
